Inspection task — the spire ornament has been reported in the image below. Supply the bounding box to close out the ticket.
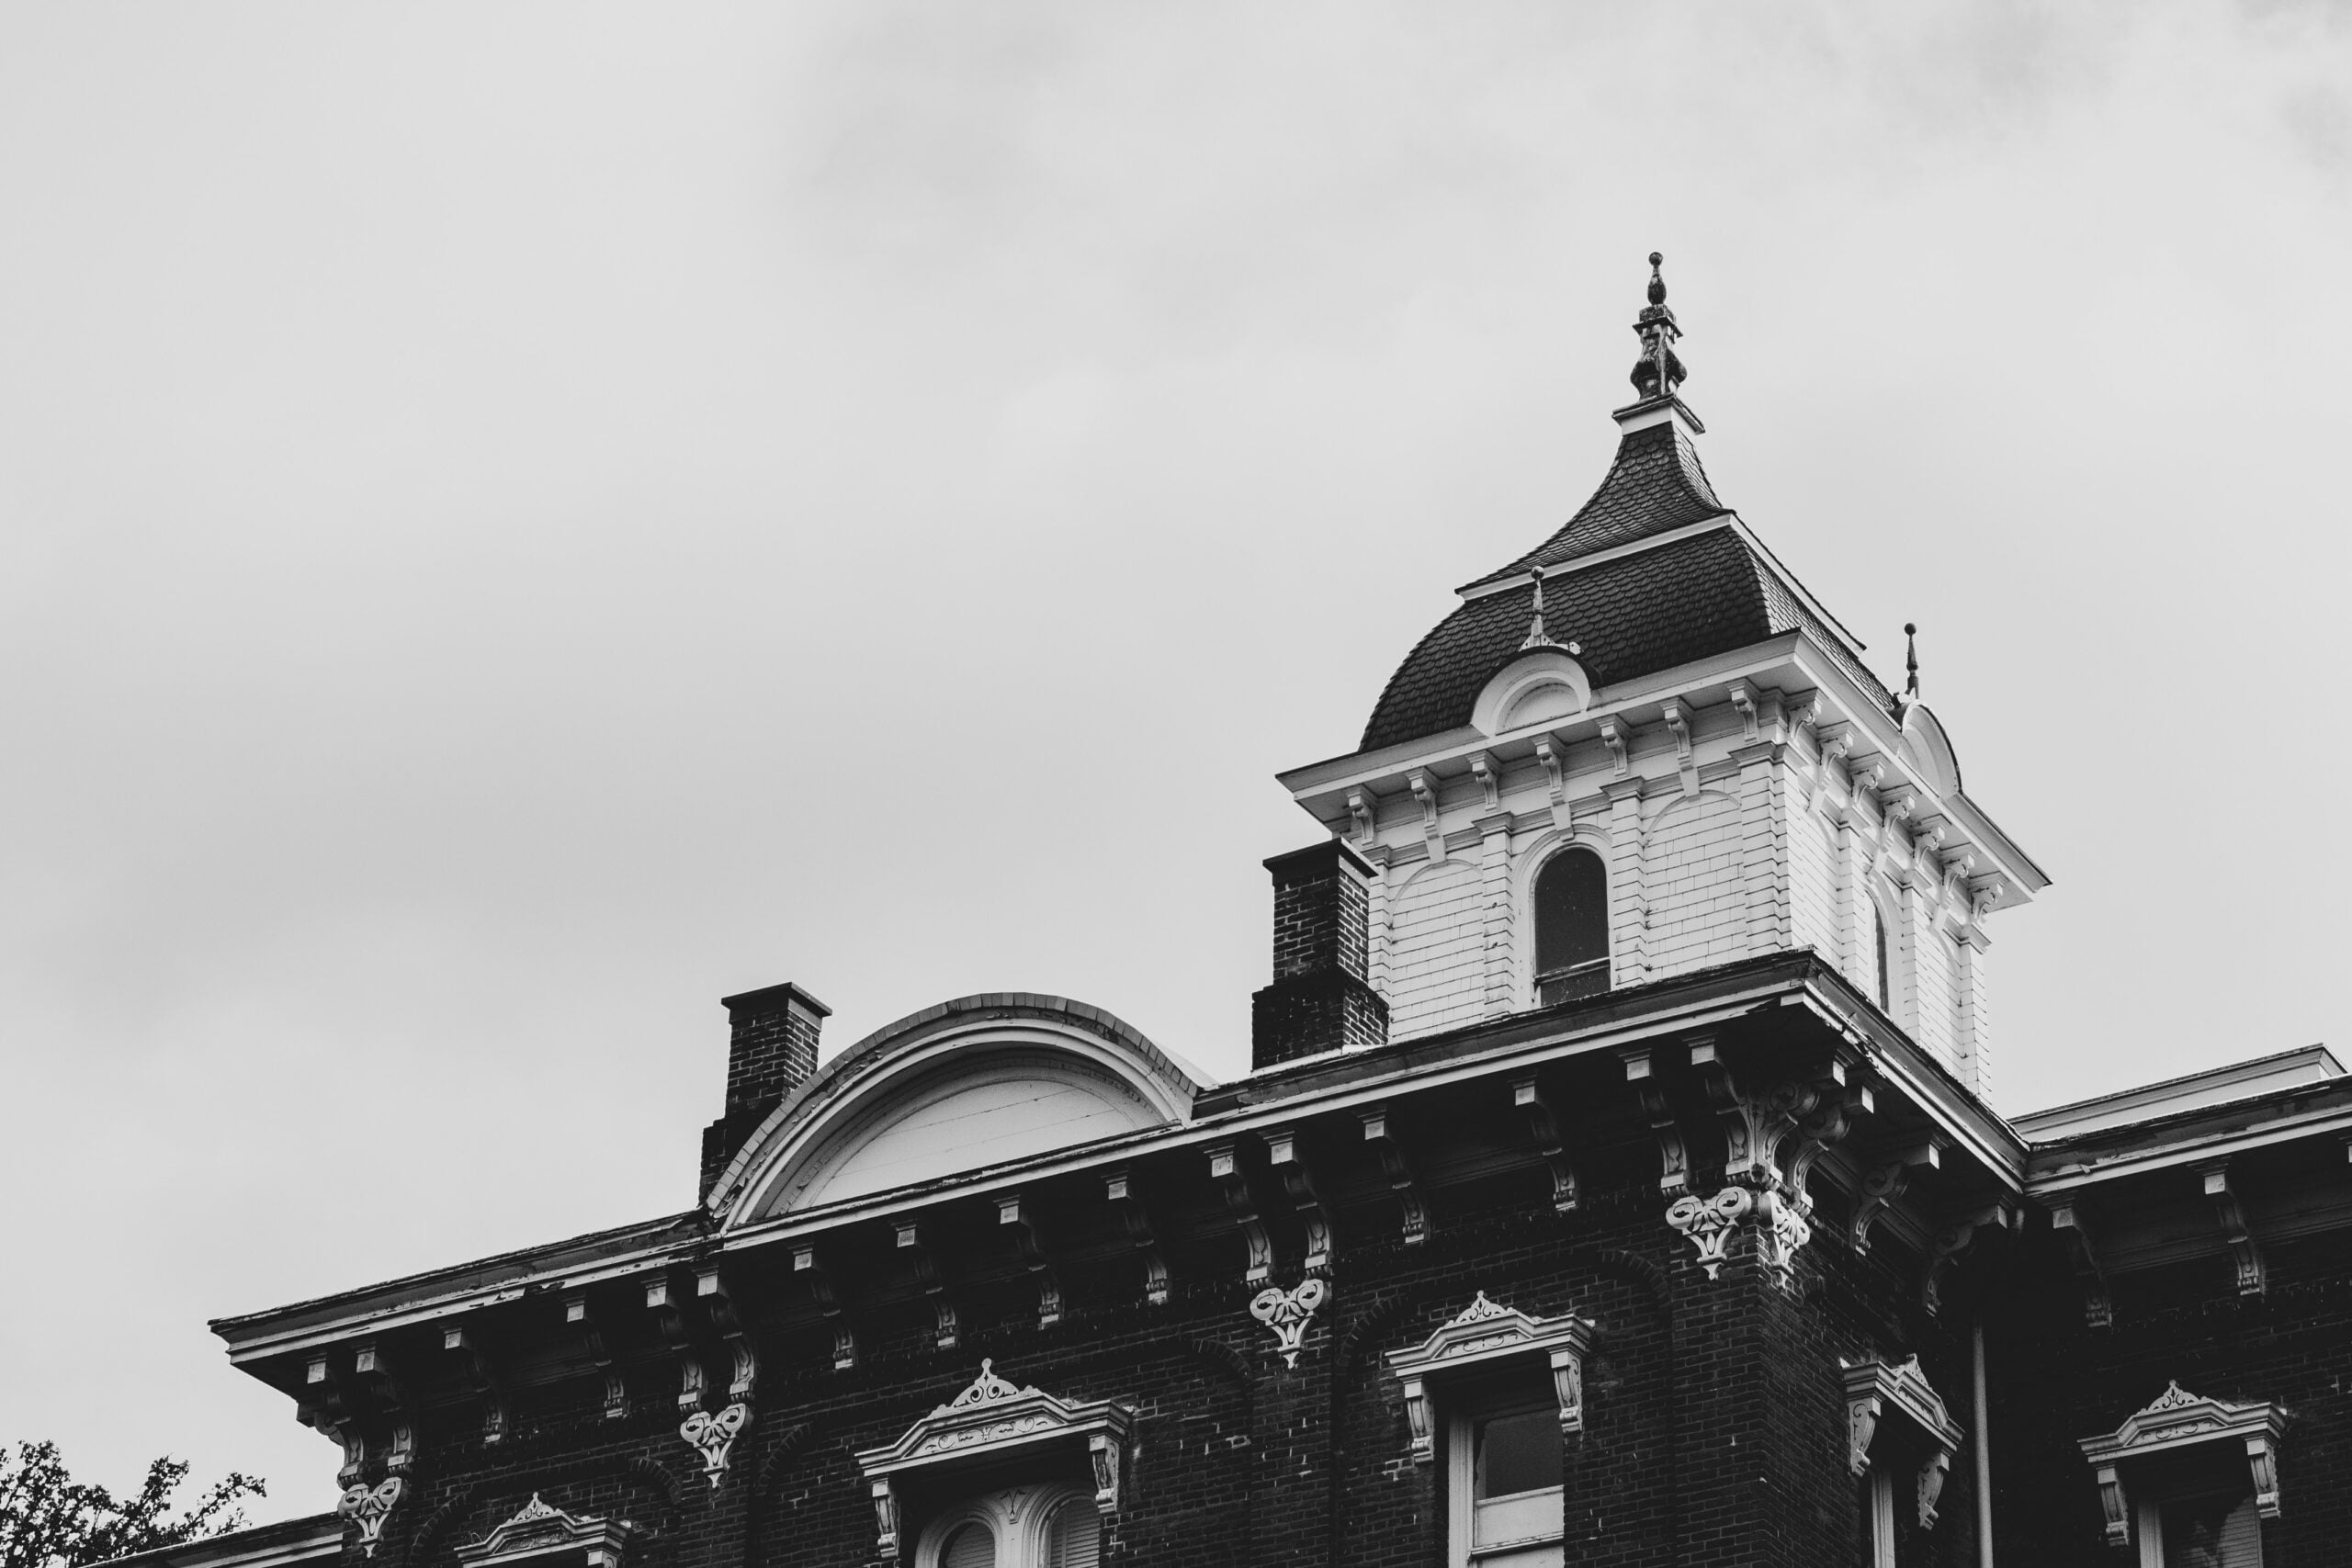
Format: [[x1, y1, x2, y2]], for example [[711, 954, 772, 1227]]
[[1629, 251, 1688, 404], [1519, 574, 1579, 654], [1904, 623, 1921, 703]]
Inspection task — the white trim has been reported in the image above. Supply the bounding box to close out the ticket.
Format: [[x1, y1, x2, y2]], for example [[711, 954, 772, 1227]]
[[1456, 516, 1737, 601]]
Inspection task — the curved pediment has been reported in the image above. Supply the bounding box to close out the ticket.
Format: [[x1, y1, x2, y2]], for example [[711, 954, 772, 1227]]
[[1897, 702, 1962, 795], [711, 994, 1201, 1229], [1471, 648, 1593, 736]]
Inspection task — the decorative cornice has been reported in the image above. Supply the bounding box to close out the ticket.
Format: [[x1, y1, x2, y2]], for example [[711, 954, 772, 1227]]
[[454, 1495, 634, 1568], [855, 1362, 1135, 1559], [1383, 1291, 1596, 1462], [1845, 1356, 1964, 1529], [2079, 1382, 2288, 1544]]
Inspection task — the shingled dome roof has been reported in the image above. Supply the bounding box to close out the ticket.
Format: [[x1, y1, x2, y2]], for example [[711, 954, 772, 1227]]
[[1359, 257, 1891, 755]]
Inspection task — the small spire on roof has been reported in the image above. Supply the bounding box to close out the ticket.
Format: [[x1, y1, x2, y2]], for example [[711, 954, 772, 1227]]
[[1904, 622, 1921, 702], [1629, 251, 1688, 404], [1520, 574, 1580, 655]]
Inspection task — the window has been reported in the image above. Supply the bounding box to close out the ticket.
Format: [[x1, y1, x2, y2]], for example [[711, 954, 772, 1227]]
[[1532, 848, 1609, 1005], [1385, 1292, 1590, 1568], [918, 1487, 1098, 1568], [2080, 1382, 2281, 1568], [1871, 898, 1892, 1011], [1450, 1398, 1565, 1568], [2136, 1486, 2263, 1568], [1843, 1356, 1964, 1568]]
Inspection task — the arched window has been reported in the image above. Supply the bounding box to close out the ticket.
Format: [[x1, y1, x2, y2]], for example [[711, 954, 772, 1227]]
[[1532, 847, 1610, 1006], [919, 1487, 1097, 1568], [1871, 899, 1892, 1012]]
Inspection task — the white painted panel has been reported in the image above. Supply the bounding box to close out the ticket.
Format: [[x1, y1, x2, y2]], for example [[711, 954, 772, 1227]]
[[1386, 857, 1485, 1041], [788, 1055, 1163, 1211]]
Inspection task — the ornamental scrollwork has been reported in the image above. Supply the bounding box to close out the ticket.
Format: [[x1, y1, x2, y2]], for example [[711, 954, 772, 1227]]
[[679, 1403, 752, 1486], [1250, 1277, 1330, 1369], [337, 1477, 405, 1559], [1664, 1187, 1753, 1279]]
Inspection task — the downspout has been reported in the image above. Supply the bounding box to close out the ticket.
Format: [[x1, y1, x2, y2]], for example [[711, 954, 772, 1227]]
[[1973, 1314, 1995, 1568]]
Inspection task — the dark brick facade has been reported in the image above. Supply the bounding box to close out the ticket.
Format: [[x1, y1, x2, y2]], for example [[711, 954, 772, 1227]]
[[700, 982, 831, 1201], [1251, 842, 1387, 1070]]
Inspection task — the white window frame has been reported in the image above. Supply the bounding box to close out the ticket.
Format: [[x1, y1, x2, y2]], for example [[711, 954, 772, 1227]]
[[855, 1361, 1129, 1562], [1843, 1354, 1964, 1567], [1444, 1396, 1565, 1568], [913, 1484, 1097, 1568], [2080, 1382, 2283, 1562]]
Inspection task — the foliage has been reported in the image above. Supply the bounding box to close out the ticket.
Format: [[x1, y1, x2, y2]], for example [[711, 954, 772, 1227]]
[[0, 1442, 265, 1568]]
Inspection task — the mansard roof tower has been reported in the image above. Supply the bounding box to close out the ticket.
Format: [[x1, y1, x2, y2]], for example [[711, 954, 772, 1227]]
[[1272, 253, 2044, 1096]]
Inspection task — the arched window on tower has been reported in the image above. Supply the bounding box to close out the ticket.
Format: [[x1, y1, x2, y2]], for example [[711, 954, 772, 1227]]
[[1532, 847, 1610, 1006], [1871, 898, 1892, 1012]]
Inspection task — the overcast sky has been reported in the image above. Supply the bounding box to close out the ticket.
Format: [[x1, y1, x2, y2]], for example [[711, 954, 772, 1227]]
[[4, 0, 2347, 1524]]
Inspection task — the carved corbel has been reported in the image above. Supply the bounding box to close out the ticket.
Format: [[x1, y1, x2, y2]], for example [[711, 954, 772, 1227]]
[[1597, 717, 1630, 778], [997, 1193, 1066, 1327], [1781, 1082, 1862, 1217], [2095, 1464, 2130, 1548], [793, 1244, 859, 1370], [1264, 1128, 1335, 1274], [1726, 680, 1760, 741], [1359, 1107, 1429, 1246], [1103, 1167, 1170, 1305], [1923, 1203, 2014, 1315], [1468, 751, 1501, 811], [300, 1356, 366, 1486], [1204, 1140, 1273, 1284], [349, 1342, 414, 1472], [440, 1325, 509, 1444], [1852, 1138, 1942, 1255], [695, 1267, 760, 1404], [1407, 770, 1443, 862], [1660, 699, 1696, 794], [645, 1276, 708, 1412], [1347, 789, 1376, 845], [2050, 1201, 2114, 1327], [1512, 1071, 1577, 1213], [1619, 1045, 1690, 1197], [1969, 877, 2006, 927], [869, 1479, 902, 1562], [1088, 1432, 1123, 1513], [1690, 1035, 1815, 1190], [564, 1291, 630, 1419], [2200, 1164, 2267, 1296], [1532, 735, 1566, 809], [1809, 724, 1853, 811], [896, 1223, 960, 1349]]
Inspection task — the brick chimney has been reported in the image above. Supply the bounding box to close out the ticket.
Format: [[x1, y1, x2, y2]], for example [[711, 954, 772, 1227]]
[[699, 981, 831, 1202], [1251, 841, 1388, 1069]]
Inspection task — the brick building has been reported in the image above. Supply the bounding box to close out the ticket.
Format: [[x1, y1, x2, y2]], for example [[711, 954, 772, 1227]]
[[159, 258, 2346, 1568]]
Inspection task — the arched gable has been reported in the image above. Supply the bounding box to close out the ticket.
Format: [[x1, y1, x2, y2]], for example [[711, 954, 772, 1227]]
[[711, 994, 1202, 1229]]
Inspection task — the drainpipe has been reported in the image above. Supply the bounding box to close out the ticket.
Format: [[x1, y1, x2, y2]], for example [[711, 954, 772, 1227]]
[[1973, 1315, 1995, 1567]]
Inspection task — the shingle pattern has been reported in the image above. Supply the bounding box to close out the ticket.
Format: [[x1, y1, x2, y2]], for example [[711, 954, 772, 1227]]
[[1463, 420, 1727, 590], [1360, 527, 1894, 752]]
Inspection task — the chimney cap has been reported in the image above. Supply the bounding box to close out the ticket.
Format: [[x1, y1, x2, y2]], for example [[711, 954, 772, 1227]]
[[719, 980, 833, 1020]]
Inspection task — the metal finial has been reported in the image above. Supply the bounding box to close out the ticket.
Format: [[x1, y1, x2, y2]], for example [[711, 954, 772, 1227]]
[[1521, 574, 1554, 650], [1904, 623, 1920, 701], [1629, 251, 1686, 402]]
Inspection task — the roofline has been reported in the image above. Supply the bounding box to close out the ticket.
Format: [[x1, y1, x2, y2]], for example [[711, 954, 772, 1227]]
[[2013, 1043, 2345, 1135], [1455, 514, 1736, 601], [212, 953, 2021, 1360], [87, 1516, 344, 1568]]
